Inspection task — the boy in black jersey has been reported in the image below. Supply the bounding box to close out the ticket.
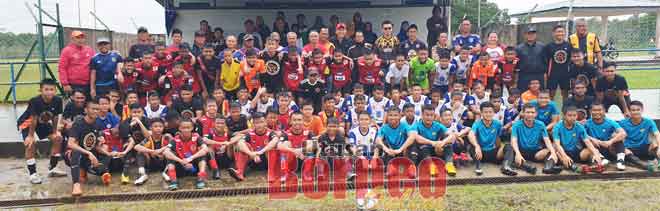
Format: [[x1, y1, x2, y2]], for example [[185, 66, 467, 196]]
[[66, 99, 112, 196], [133, 118, 171, 185], [172, 85, 204, 120], [17, 79, 66, 184]]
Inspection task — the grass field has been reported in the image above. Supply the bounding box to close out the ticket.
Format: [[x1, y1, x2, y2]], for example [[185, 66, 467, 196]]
[[1, 59, 660, 103], [45, 179, 660, 210]]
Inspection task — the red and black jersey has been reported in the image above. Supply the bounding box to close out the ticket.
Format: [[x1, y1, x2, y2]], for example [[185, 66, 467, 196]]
[[103, 129, 124, 153], [497, 58, 519, 87], [120, 70, 139, 91], [197, 56, 222, 81], [305, 59, 329, 76], [153, 54, 174, 71], [277, 110, 293, 131], [196, 115, 215, 136], [136, 62, 160, 92], [328, 59, 352, 89], [357, 57, 382, 85], [161, 72, 191, 104], [170, 133, 204, 159], [283, 60, 304, 91], [282, 129, 312, 148], [245, 129, 275, 151], [205, 129, 228, 151], [174, 55, 201, 93]]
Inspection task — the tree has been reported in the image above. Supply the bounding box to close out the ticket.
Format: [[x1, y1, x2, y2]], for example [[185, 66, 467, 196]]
[[450, 0, 510, 35]]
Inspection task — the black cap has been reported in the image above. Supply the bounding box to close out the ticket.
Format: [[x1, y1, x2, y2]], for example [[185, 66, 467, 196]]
[[243, 34, 255, 41], [137, 27, 148, 34], [527, 26, 537, 33], [194, 30, 207, 37]]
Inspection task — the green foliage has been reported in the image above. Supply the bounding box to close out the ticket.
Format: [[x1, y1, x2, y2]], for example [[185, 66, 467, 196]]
[[451, 0, 511, 34], [0, 32, 60, 59]]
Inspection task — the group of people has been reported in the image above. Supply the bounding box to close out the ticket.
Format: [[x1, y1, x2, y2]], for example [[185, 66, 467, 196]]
[[18, 9, 660, 197]]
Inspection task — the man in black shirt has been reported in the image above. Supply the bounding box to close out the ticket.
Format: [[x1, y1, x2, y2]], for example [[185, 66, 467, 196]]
[[596, 62, 631, 116], [17, 79, 66, 184], [347, 31, 373, 61], [562, 81, 595, 124], [128, 27, 155, 60], [64, 90, 87, 124], [226, 102, 250, 136], [569, 49, 600, 97], [66, 99, 112, 196], [115, 103, 146, 184], [544, 25, 571, 101], [196, 45, 222, 95], [172, 86, 204, 119], [516, 27, 547, 90], [330, 23, 353, 54], [298, 67, 326, 112], [260, 37, 284, 93]]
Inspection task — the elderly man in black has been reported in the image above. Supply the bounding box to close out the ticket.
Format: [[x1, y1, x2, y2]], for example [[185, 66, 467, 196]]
[[515, 27, 547, 91]]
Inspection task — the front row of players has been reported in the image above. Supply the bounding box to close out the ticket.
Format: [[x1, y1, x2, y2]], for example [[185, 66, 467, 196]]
[[20, 80, 660, 196]]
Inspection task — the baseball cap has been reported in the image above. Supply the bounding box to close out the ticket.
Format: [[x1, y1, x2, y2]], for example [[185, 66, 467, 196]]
[[71, 30, 85, 38], [96, 37, 111, 44], [527, 26, 537, 33], [336, 23, 346, 30], [244, 34, 255, 41]]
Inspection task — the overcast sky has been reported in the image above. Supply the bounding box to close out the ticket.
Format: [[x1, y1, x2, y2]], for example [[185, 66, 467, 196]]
[[0, 0, 564, 34]]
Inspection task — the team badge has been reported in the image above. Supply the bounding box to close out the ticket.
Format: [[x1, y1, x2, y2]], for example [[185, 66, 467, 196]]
[[38, 111, 54, 124], [265, 60, 280, 75], [83, 132, 97, 151], [181, 110, 195, 119]]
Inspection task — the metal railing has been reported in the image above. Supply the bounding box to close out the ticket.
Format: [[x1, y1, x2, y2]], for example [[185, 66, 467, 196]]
[[0, 60, 61, 105]]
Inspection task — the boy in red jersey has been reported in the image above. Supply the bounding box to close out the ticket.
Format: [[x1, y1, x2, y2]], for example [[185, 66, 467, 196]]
[[203, 117, 240, 179], [196, 99, 219, 136], [230, 113, 279, 181], [328, 49, 353, 93], [277, 112, 316, 181], [356, 51, 383, 94], [135, 52, 162, 105], [159, 62, 192, 105], [118, 59, 140, 93], [282, 47, 304, 92], [497, 47, 519, 91], [163, 119, 209, 190]]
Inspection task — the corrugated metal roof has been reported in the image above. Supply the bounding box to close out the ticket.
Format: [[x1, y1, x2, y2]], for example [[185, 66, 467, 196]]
[[511, 0, 660, 17]]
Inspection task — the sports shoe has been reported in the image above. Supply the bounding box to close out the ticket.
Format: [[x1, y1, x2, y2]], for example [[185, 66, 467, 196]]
[[212, 169, 221, 180], [445, 163, 456, 177], [648, 162, 657, 173], [228, 168, 244, 181], [474, 167, 483, 176], [29, 173, 42, 184], [616, 160, 626, 171], [71, 183, 83, 196], [48, 168, 67, 177], [347, 172, 356, 181], [601, 159, 610, 166], [121, 174, 130, 184], [168, 181, 178, 191], [520, 162, 537, 175], [195, 180, 206, 189], [134, 174, 149, 186], [102, 172, 112, 186], [460, 153, 469, 165], [500, 166, 518, 176], [162, 171, 170, 182]]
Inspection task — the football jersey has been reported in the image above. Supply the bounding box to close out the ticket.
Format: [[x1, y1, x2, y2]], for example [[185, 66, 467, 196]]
[[348, 127, 378, 157], [368, 97, 390, 124], [406, 95, 431, 118]]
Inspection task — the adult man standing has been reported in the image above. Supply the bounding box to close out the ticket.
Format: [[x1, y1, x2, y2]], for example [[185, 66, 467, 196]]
[[375, 20, 400, 68], [90, 37, 122, 98], [191, 31, 208, 57], [399, 24, 427, 57], [128, 27, 155, 60], [569, 19, 603, 70], [59, 30, 95, 95], [347, 31, 372, 61], [330, 23, 353, 54], [515, 27, 547, 90], [452, 19, 481, 55], [544, 25, 571, 101], [239, 19, 263, 50]]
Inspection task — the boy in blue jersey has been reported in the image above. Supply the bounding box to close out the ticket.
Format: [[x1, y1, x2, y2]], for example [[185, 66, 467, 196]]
[[375, 107, 418, 178], [511, 104, 559, 174], [412, 105, 456, 176], [529, 91, 560, 133], [553, 106, 603, 172], [90, 38, 123, 98], [619, 101, 660, 171], [467, 102, 517, 176], [585, 103, 627, 170]]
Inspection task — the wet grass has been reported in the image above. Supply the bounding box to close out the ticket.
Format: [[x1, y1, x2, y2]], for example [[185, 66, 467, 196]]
[[51, 179, 660, 210]]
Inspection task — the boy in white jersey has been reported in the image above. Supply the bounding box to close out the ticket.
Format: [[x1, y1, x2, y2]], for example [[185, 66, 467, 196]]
[[490, 93, 506, 122], [450, 47, 474, 84], [345, 95, 372, 132], [368, 86, 390, 126], [348, 112, 379, 175], [432, 50, 456, 95], [405, 84, 430, 118], [342, 84, 368, 113], [387, 88, 406, 111], [251, 87, 274, 114], [144, 92, 168, 119]]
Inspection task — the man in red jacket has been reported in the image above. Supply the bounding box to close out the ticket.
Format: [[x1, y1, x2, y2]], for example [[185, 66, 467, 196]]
[[59, 30, 96, 95]]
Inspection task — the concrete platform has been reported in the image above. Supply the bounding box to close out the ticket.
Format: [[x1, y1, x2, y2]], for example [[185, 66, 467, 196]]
[[0, 158, 654, 202]]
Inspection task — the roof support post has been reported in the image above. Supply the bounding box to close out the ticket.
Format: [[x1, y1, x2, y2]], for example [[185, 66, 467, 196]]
[[656, 10, 660, 57], [600, 16, 608, 45]]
